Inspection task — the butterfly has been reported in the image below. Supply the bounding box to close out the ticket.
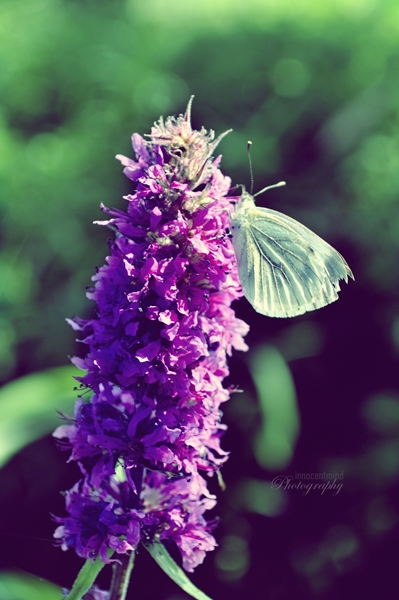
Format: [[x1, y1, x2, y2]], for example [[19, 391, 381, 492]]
[[230, 183, 353, 318]]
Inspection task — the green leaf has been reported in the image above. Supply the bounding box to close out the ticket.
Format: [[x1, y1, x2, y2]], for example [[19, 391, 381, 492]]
[[143, 542, 213, 600], [0, 365, 79, 468], [0, 571, 60, 600], [64, 555, 108, 600], [249, 345, 300, 470]]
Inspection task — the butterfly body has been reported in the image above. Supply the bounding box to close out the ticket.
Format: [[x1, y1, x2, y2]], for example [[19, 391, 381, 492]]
[[230, 190, 353, 318]]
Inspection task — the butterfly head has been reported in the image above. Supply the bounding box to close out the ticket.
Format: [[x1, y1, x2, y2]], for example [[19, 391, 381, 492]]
[[234, 181, 286, 214]]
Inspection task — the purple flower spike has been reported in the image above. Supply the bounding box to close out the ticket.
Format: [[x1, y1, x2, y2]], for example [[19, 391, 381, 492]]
[[55, 98, 249, 571]]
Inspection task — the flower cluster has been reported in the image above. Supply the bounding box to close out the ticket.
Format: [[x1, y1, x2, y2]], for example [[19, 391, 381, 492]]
[[62, 585, 109, 600], [54, 98, 249, 572]]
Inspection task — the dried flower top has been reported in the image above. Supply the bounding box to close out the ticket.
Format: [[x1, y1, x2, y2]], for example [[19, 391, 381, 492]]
[[116, 97, 232, 197]]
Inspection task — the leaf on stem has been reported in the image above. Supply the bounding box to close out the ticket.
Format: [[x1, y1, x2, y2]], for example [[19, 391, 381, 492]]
[[64, 555, 110, 600], [143, 542, 213, 600]]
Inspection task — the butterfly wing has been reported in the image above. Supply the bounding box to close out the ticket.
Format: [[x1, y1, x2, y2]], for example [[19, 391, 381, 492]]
[[231, 198, 353, 318]]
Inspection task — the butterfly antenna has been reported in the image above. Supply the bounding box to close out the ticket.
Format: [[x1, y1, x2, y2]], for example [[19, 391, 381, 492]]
[[254, 180, 286, 197], [247, 141, 254, 195]]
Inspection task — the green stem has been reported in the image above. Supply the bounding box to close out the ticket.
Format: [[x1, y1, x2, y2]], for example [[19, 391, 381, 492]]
[[109, 552, 135, 600]]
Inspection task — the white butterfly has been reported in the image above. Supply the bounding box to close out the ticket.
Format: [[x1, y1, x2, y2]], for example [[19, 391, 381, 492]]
[[230, 183, 353, 318]]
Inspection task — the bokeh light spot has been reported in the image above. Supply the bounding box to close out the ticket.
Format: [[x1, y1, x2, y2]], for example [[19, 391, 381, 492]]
[[271, 58, 311, 98]]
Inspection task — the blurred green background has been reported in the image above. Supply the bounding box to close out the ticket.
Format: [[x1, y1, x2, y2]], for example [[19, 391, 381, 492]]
[[1, 0, 399, 598]]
